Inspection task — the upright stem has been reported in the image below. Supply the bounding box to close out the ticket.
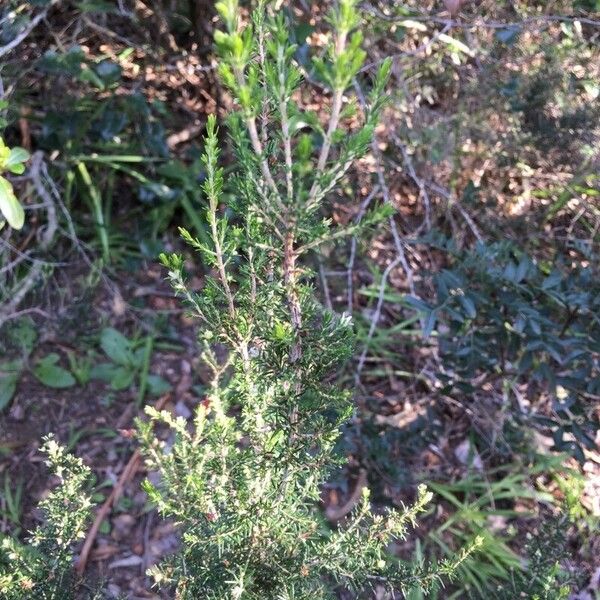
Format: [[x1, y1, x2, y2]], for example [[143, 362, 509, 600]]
[[278, 47, 294, 205], [307, 29, 348, 205], [315, 87, 344, 175], [283, 229, 302, 364], [247, 116, 279, 196], [256, 12, 270, 147], [234, 66, 280, 198], [248, 246, 257, 306], [208, 193, 236, 319]]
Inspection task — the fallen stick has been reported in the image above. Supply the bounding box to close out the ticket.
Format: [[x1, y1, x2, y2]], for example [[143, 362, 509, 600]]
[[76, 393, 170, 576], [325, 468, 368, 521], [0, 0, 61, 60]]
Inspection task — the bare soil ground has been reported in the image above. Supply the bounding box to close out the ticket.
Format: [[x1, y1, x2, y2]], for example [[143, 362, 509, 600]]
[[1, 1, 599, 598]]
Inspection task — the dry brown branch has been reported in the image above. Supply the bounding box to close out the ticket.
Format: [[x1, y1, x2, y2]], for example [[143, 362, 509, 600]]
[[76, 393, 171, 576], [325, 469, 368, 521], [362, 6, 600, 30], [347, 186, 379, 314], [0, 153, 59, 328], [0, 0, 60, 60]]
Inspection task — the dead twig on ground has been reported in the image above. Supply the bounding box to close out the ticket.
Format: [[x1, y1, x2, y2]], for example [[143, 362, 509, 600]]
[[76, 393, 171, 577], [347, 186, 379, 314], [0, 152, 59, 328], [0, 0, 61, 60], [325, 469, 368, 521]]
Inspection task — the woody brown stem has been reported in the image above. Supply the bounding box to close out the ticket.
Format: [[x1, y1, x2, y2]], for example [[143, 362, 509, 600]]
[[283, 229, 302, 364]]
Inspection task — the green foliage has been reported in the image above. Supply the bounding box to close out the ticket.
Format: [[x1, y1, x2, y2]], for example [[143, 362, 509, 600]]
[[488, 516, 574, 600], [408, 237, 600, 462], [0, 359, 22, 411], [425, 468, 553, 597], [41, 49, 122, 91], [0, 319, 38, 410], [408, 512, 575, 600], [0, 320, 170, 412], [0, 474, 23, 536], [3, 3, 595, 598], [0, 438, 92, 599], [90, 327, 171, 401], [138, 2, 474, 597], [501, 27, 600, 164], [20, 39, 181, 264], [575, 0, 600, 9], [32, 354, 77, 389], [0, 135, 29, 231]]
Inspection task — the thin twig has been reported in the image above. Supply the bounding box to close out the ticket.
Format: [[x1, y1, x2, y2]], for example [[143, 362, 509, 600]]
[[233, 68, 280, 198], [360, 22, 451, 72], [389, 132, 432, 231], [278, 49, 294, 205], [208, 195, 236, 320], [318, 255, 333, 311], [362, 6, 600, 30], [427, 181, 483, 242], [354, 254, 403, 383], [307, 28, 349, 206], [29, 152, 58, 248], [0, 307, 50, 322], [0, 0, 60, 59], [347, 186, 380, 314], [76, 393, 171, 576]]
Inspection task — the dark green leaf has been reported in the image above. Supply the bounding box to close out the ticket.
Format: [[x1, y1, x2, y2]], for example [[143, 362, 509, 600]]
[[458, 295, 477, 319], [405, 296, 434, 313], [423, 311, 437, 339], [100, 328, 133, 366], [0, 360, 22, 410], [33, 354, 76, 389], [110, 366, 135, 390], [147, 374, 172, 396], [90, 362, 121, 382]]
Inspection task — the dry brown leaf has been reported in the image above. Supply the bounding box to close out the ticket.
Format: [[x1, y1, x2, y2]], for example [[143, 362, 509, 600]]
[[90, 544, 120, 561], [443, 0, 462, 15]]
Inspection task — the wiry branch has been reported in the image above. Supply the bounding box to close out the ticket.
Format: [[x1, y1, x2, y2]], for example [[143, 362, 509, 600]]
[[278, 47, 294, 206], [0, 152, 59, 328], [347, 186, 379, 314], [307, 28, 349, 206], [233, 66, 280, 199], [0, 0, 60, 60]]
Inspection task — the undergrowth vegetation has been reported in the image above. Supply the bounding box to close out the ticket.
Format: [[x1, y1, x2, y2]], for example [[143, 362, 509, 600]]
[[0, 438, 92, 599], [0, 0, 598, 598], [140, 1, 475, 596]]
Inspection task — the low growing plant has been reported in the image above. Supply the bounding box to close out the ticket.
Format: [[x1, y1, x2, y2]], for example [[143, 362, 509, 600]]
[[425, 468, 552, 597], [0, 131, 28, 231], [90, 327, 171, 403], [0, 437, 92, 599], [489, 515, 574, 600], [407, 237, 600, 461], [137, 1, 476, 597]]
